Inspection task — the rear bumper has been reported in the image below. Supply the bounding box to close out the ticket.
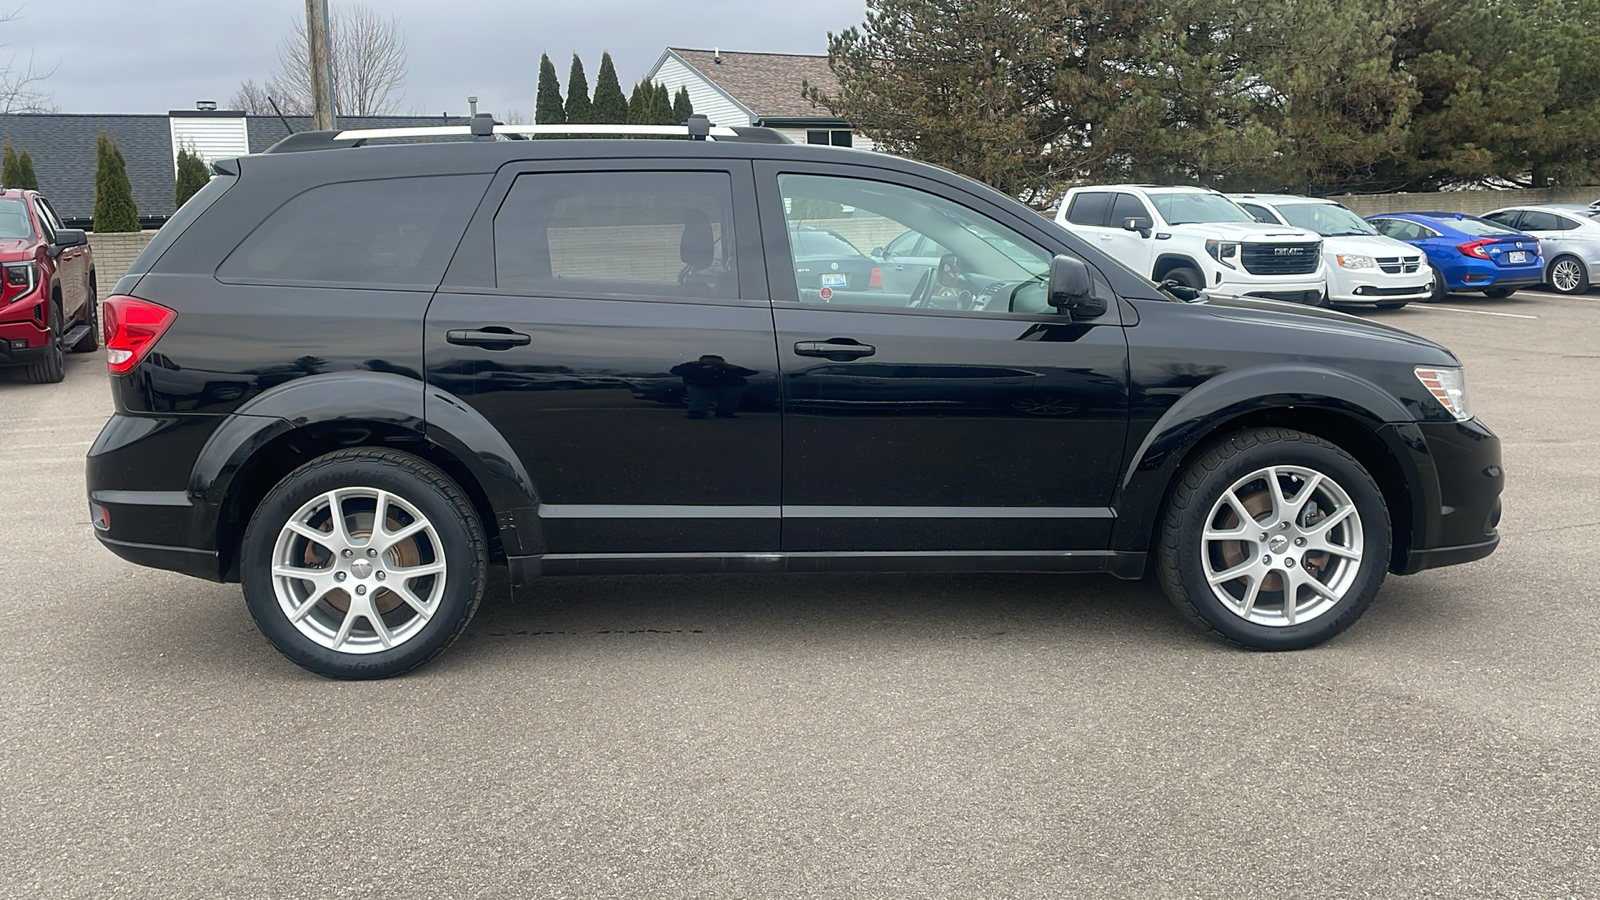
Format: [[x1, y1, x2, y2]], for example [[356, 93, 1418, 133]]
[[94, 532, 221, 582]]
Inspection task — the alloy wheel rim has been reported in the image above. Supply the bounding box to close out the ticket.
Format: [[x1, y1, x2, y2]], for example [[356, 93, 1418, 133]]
[[270, 487, 447, 653], [1552, 259, 1583, 293], [1201, 465, 1364, 627]]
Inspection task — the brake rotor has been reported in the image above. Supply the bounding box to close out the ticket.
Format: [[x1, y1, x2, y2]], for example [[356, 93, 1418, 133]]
[[302, 509, 420, 615], [1217, 485, 1284, 592]]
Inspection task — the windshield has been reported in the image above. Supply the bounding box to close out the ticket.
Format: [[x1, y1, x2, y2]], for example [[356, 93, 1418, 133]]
[[1150, 192, 1255, 225], [1276, 202, 1377, 237], [0, 198, 32, 239], [1450, 216, 1522, 237]]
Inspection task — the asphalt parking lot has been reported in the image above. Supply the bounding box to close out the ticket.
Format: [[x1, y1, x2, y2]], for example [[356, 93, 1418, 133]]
[[2, 290, 1596, 899]]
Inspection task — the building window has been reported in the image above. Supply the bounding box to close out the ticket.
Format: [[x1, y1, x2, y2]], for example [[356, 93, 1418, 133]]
[[806, 129, 853, 148]]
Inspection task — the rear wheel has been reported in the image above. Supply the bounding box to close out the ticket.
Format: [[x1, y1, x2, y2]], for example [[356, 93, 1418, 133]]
[[72, 277, 100, 353], [1547, 256, 1589, 294], [1425, 269, 1447, 303], [240, 448, 487, 679], [25, 302, 65, 384], [1157, 428, 1391, 650], [1483, 286, 1516, 299]]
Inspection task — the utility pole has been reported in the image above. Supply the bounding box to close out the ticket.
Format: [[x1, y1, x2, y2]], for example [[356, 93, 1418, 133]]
[[306, 0, 337, 131]]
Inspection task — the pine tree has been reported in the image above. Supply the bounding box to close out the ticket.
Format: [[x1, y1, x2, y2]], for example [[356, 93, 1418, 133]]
[[174, 147, 211, 209], [536, 53, 566, 125], [566, 54, 593, 124], [672, 86, 693, 124], [1, 142, 20, 188], [16, 150, 37, 190], [653, 83, 674, 125], [93, 132, 140, 233], [626, 81, 650, 125], [591, 52, 629, 124]]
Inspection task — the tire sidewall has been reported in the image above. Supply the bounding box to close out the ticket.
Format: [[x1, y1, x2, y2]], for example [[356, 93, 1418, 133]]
[[1168, 266, 1203, 290], [1548, 256, 1588, 294], [240, 454, 483, 678], [1165, 435, 1390, 650]]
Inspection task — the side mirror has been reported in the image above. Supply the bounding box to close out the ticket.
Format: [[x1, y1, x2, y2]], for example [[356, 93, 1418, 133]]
[[53, 228, 88, 250], [870, 246, 886, 258], [1122, 216, 1153, 238], [1047, 255, 1106, 318]]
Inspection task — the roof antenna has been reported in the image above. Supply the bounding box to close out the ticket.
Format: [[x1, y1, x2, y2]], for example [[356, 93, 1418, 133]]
[[267, 96, 296, 135]]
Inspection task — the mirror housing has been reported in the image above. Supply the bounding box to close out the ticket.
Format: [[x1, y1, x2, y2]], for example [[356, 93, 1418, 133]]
[[52, 228, 88, 251], [1122, 216, 1153, 238], [870, 246, 885, 258], [1047, 255, 1106, 318]]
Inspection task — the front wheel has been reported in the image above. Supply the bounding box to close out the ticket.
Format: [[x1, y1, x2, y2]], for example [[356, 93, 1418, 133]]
[[25, 302, 65, 384], [1164, 266, 1204, 290], [1157, 428, 1391, 651], [72, 277, 100, 353], [240, 448, 487, 679]]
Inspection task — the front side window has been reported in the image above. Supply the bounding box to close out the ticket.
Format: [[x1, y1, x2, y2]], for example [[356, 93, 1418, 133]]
[[1109, 192, 1150, 226], [219, 175, 485, 288], [494, 171, 737, 300], [1149, 192, 1255, 225], [1275, 203, 1377, 237], [778, 173, 1060, 314]]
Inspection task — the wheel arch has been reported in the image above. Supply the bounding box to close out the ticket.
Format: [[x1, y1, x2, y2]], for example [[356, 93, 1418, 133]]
[[1112, 367, 1423, 574], [188, 372, 541, 582], [1153, 254, 1204, 282]]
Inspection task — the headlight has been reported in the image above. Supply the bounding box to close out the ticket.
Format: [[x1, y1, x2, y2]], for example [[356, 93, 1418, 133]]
[[1204, 239, 1240, 268], [1336, 254, 1375, 270], [4, 261, 38, 293], [1415, 366, 1471, 421]]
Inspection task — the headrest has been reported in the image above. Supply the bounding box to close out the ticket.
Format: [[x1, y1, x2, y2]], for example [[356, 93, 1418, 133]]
[[680, 209, 714, 270]]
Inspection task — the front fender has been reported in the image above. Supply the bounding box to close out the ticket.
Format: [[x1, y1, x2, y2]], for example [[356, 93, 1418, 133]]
[[188, 372, 541, 555], [1110, 364, 1415, 552]]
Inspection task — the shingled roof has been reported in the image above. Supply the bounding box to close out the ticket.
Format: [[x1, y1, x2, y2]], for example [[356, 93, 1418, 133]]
[[0, 114, 176, 224], [667, 49, 840, 120]]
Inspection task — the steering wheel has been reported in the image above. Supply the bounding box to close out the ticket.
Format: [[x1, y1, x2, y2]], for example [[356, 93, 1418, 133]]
[[906, 267, 933, 308]]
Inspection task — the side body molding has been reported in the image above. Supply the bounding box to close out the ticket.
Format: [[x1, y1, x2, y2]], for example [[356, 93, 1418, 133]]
[[187, 372, 542, 556], [1110, 364, 1422, 552]]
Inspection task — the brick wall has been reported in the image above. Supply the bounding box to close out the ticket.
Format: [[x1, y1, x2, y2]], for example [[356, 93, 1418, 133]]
[[87, 231, 158, 284], [1328, 186, 1600, 217]]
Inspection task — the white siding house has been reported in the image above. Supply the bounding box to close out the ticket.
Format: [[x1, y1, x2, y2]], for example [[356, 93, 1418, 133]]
[[169, 111, 250, 169], [644, 48, 875, 151]]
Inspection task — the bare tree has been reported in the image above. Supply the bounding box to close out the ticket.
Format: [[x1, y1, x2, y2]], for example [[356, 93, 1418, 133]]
[[232, 5, 407, 116], [0, 7, 56, 114]]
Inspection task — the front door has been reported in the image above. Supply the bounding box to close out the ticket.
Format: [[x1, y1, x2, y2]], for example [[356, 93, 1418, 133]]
[[426, 162, 781, 555], [757, 165, 1131, 553]]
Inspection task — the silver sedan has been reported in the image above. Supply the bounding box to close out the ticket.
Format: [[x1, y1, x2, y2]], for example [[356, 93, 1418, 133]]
[[1482, 204, 1600, 294]]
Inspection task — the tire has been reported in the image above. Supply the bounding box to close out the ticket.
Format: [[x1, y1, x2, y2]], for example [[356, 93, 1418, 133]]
[[1156, 427, 1391, 651], [25, 302, 65, 384], [1483, 286, 1516, 299], [1165, 265, 1204, 290], [1546, 255, 1589, 295], [1424, 269, 1447, 303], [239, 448, 487, 679], [1375, 301, 1408, 310], [72, 277, 100, 353]]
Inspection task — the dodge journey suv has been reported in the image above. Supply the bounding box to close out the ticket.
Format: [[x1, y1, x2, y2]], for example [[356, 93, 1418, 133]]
[[87, 116, 1503, 678]]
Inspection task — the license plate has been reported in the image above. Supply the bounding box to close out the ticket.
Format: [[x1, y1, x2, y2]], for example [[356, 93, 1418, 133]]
[[1508, 251, 1527, 264], [820, 273, 848, 288]]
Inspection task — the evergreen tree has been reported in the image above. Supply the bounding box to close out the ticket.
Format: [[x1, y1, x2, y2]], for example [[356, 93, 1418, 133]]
[[16, 150, 37, 190], [626, 81, 650, 125], [93, 133, 140, 233], [591, 52, 629, 123], [1, 142, 20, 188], [566, 54, 593, 124], [535, 53, 567, 125], [653, 83, 674, 125], [174, 147, 211, 209], [672, 86, 694, 124]]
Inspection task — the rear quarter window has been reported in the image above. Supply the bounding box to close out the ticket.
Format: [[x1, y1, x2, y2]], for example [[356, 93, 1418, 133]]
[[218, 175, 484, 289]]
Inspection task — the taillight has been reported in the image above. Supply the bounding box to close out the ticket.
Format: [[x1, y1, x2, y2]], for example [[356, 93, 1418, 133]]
[[869, 266, 883, 288], [103, 295, 176, 376], [1456, 239, 1493, 260]]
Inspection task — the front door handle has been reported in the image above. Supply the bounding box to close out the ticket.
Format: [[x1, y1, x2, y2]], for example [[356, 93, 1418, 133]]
[[447, 327, 531, 349], [795, 339, 875, 361]]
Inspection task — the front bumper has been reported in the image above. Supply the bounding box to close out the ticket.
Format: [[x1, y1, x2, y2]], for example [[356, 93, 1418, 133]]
[[1327, 264, 1432, 305], [0, 317, 50, 365], [1383, 418, 1503, 575]]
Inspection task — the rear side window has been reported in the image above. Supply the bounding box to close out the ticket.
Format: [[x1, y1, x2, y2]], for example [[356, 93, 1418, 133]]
[[1451, 216, 1519, 237], [1518, 210, 1574, 231], [1066, 192, 1112, 227], [219, 175, 483, 288], [494, 171, 737, 300]]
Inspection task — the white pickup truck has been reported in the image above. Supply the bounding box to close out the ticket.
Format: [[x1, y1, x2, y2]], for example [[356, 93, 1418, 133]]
[[1056, 185, 1327, 305]]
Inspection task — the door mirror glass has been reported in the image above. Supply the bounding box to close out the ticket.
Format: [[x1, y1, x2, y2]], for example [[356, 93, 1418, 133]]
[[1048, 255, 1104, 317], [1122, 216, 1153, 238]]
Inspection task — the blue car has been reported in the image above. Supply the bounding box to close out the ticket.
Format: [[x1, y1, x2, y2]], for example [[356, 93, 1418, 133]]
[[1366, 212, 1542, 299]]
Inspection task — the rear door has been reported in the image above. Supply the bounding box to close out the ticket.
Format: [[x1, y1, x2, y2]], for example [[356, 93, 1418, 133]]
[[427, 159, 781, 555], [758, 163, 1131, 554]]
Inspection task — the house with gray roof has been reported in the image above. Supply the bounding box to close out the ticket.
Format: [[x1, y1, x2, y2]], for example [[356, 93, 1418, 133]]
[[644, 48, 873, 150], [0, 106, 472, 227]]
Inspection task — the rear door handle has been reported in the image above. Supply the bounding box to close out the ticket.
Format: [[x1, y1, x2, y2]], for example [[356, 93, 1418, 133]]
[[795, 339, 875, 360], [447, 328, 531, 349]]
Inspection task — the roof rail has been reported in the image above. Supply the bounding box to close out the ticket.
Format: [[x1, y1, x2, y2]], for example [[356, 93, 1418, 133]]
[[262, 113, 793, 154]]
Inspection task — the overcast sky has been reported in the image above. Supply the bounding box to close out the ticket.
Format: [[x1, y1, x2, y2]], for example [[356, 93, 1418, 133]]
[[8, 0, 868, 118]]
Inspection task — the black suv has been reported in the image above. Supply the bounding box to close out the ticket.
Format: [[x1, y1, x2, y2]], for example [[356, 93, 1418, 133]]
[[86, 117, 1502, 678]]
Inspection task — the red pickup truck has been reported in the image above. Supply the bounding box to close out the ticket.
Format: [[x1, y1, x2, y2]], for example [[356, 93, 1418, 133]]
[[0, 188, 97, 383]]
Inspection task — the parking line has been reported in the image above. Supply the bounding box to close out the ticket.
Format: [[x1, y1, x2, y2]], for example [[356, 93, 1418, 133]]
[[1412, 306, 1538, 319]]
